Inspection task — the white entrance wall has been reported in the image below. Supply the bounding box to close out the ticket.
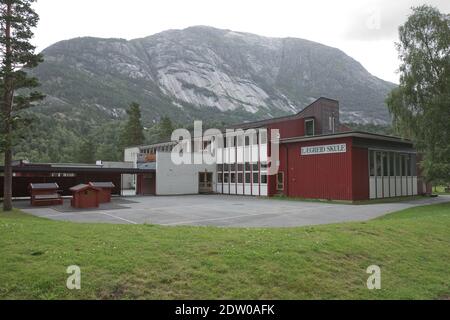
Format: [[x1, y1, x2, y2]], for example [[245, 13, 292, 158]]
[[156, 152, 216, 195]]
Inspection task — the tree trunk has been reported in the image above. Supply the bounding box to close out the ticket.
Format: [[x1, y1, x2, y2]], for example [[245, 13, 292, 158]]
[[3, 147, 12, 211], [2, 2, 13, 212]]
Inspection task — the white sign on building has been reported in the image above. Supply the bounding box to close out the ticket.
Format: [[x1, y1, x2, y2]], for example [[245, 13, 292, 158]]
[[301, 143, 347, 156]]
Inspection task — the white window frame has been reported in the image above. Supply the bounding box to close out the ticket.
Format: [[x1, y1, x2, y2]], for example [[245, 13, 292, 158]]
[[305, 119, 315, 136]]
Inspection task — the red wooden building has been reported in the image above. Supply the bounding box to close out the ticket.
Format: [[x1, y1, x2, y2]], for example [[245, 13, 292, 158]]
[[130, 97, 429, 201], [70, 184, 101, 209], [89, 182, 115, 203]]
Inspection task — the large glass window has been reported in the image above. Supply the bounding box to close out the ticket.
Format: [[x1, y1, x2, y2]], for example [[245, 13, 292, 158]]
[[245, 172, 251, 183], [305, 119, 315, 136], [230, 163, 236, 171], [389, 152, 395, 176], [406, 155, 411, 176], [245, 162, 251, 171], [230, 173, 236, 183], [411, 154, 417, 176], [218, 173, 223, 183], [396, 153, 401, 177], [253, 173, 259, 184], [224, 173, 229, 183], [224, 163, 229, 171], [217, 164, 223, 171], [369, 150, 375, 176], [238, 172, 243, 183], [383, 152, 388, 176], [400, 155, 405, 176], [261, 174, 267, 184], [376, 152, 382, 176], [237, 163, 244, 171], [252, 162, 259, 171]]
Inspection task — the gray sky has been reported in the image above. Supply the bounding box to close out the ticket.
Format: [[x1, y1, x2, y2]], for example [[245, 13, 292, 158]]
[[32, 0, 449, 84]]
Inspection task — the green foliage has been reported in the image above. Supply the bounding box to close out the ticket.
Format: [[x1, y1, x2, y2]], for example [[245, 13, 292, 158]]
[[344, 122, 394, 135], [157, 116, 174, 142], [387, 5, 450, 184], [121, 102, 144, 147]]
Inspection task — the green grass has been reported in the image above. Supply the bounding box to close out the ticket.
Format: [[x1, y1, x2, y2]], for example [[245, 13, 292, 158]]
[[270, 194, 427, 205], [433, 186, 450, 195], [0, 203, 449, 300]]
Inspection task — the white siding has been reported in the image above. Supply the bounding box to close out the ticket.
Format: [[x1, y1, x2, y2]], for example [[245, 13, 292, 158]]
[[156, 152, 215, 195]]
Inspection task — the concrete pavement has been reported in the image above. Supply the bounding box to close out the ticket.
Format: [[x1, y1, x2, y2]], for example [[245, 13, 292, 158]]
[[17, 194, 450, 227]]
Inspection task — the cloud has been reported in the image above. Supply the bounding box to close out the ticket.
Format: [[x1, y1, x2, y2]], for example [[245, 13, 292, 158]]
[[342, 0, 450, 41]]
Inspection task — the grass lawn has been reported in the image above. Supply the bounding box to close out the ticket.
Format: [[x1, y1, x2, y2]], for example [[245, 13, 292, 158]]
[[433, 186, 450, 195], [0, 202, 449, 300]]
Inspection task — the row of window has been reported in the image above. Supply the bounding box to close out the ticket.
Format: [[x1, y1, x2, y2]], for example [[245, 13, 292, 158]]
[[369, 151, 417, 177], [218, 172, 268, 184], [217, 162, 268, 172]]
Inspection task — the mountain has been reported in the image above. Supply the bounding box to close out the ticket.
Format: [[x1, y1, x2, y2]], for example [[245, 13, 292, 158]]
[[30, 26, 396, 126]]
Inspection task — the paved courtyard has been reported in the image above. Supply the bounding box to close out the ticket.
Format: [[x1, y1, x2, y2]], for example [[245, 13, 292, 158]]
[[16, 194, 450, 227]]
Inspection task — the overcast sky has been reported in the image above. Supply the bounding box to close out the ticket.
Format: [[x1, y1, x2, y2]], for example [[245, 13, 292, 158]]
[[32, 0, 449, 84]]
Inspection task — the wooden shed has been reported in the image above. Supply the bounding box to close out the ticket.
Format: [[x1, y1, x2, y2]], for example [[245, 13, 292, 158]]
[[89, 182, 115, 203], [70, 184, 101, 209], [28, 183, 63, 206]]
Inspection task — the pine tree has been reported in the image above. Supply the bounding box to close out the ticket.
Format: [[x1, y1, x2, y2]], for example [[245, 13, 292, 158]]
[[158, 116, 174, 142], [76, 138, 96, 164], [121, 102, 144, 147], [1, 0, 44, 211], [387, 5, 450, 185]]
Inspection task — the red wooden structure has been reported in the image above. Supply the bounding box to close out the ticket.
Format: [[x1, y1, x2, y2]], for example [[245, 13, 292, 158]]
[[70, 184, 101, 209], [29, 183, 63, 206], [89, 182, 115, 203]]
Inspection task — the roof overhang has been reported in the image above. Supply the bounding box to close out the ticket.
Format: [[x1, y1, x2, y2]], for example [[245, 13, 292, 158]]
[[1, 166, 155, 174], [280, 131, 414, 146]]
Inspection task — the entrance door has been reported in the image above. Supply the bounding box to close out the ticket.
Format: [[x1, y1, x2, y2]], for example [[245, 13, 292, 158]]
[[199, 172, 213, 194]]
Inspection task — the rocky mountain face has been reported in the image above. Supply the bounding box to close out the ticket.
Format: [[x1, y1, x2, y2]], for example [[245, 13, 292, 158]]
[[31, 26, 396, 125]]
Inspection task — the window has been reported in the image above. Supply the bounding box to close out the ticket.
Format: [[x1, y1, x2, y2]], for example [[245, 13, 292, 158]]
[[238, 172, 243, 183], [389, 152, 395, 176], [411, 154, 417, 176], [399, 155, 405, 176], [382, 152, 388, 176], [224, 163, 229, 171], [253, 173, 259, 183], [305, 119, 315, 136], [245, 136, 250, 146], [230, 163, 236, 171], [217, 164, 223, 171], [245, 172, 251, 183], [406, 155, 411, 176], [224, 173, 229, 183], [277, 172, 284, 191], [261, 174, 267, 184], [237, 163, 244, 171], [252, 162, 258, 171], [231, 173, 236, 183], [396, 153, 401, 177], [376, 152, 382, 176], [369, 150, 375, 176], [260, 162, 268, 171], [218, 173, 223, 183], [245, 162, 251, 171], [328, 116, 335, 132]]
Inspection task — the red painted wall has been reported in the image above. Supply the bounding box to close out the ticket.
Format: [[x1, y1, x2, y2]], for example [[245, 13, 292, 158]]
[[267, 118, 305, 139], [351, 147, 369, 200], [272, 137, 372, 201]]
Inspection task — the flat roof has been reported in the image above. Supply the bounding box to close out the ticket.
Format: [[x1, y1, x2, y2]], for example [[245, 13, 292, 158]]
[[2, 165, 154, 174], [280, 131, 414, 145]]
